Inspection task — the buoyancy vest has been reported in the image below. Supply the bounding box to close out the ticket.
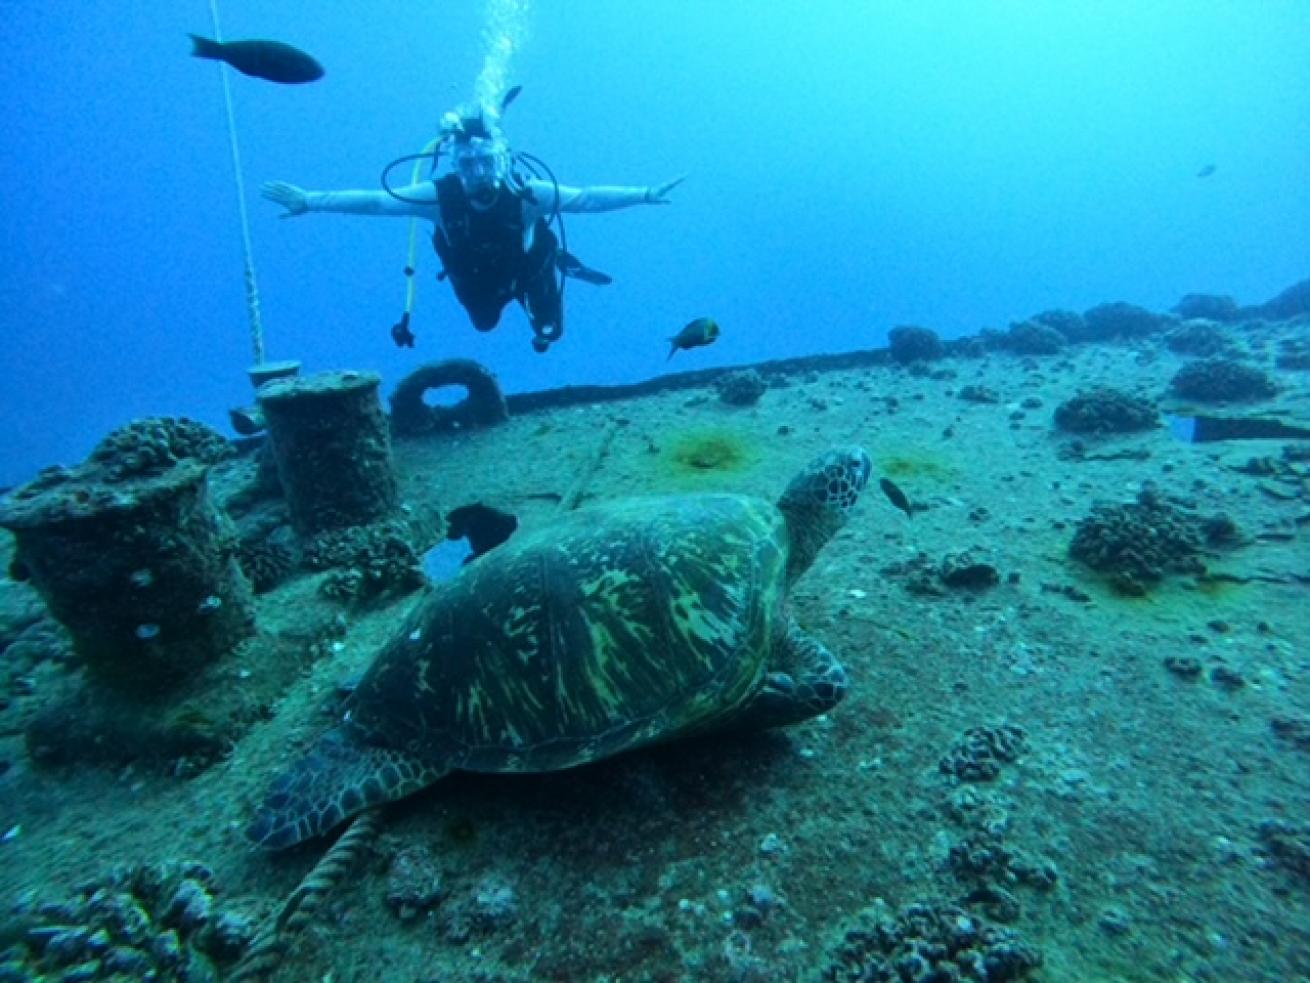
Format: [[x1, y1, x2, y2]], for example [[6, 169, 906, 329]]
[[432, 174, 529, 311]]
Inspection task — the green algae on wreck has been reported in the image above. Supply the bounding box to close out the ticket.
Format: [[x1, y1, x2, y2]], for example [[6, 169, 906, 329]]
[[876, 452, 957, 483], [658, 427, 762, 489]]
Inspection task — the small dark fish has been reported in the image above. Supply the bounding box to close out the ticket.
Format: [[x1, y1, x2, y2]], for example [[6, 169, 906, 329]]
[[1196, 163, 1216, 178], [445, 503, 518, 563], [668, 317, 720, 359], [188, 35, 324, 85], [1169, 414, 1310, 443], [501, 84, 523, 111], [878, 477, 913, 518]]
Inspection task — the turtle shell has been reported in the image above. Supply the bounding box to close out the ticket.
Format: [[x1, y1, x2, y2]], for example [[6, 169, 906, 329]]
[[349, 493, 788, 772]]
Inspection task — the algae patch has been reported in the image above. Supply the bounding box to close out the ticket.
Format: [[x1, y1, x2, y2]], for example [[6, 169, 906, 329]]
[[657, 428, 760, 488], [877, 453, 956, 483], [1191, 574, 1245, 599]]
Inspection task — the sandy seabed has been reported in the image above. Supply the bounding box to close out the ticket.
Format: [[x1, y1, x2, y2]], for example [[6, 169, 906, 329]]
[[1, 314, 1308, 982]]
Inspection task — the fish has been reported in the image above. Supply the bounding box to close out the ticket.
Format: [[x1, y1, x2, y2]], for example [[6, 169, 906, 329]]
[[878, 477, 913, 518], [445, 503, 519, 563], [1167, 414, 1310, 443], [1196, 164, 1216, 178], [188, 35, 324, 85], [668, 317, 720, 359], [501, 85, 523, 111]]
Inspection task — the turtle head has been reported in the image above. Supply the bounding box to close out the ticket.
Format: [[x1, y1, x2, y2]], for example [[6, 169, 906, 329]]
[[777, 445, 871, 584]]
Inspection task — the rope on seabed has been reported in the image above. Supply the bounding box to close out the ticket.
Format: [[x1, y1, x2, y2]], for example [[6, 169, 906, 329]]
[[209, 0, 265, 366], [559, 420, 620, 513], [229, 808, 382, 981]]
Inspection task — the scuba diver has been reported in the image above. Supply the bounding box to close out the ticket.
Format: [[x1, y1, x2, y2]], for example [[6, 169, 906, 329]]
[[261, 106, 684, 352]]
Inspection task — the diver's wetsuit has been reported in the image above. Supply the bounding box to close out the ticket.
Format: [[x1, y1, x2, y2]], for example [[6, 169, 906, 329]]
[[432, 174, 562, 343], [295, 177, 652, 347]]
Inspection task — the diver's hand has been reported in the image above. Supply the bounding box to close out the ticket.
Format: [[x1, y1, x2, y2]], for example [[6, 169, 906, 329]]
[[261, 181, 310, 217], [644, 174, 686, 204]]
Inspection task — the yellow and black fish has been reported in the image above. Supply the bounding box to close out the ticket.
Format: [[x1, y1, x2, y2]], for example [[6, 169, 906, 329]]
[[668, 317, 719, 359], [189, 35, 324, 85]]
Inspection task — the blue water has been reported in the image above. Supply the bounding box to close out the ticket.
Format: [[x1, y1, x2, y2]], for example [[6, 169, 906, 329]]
[[2, 1, 1307, 489], [422, 538, 472, 583]]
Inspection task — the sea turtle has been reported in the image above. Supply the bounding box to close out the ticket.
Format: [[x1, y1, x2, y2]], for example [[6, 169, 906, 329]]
[[248, 445, 872, 849]]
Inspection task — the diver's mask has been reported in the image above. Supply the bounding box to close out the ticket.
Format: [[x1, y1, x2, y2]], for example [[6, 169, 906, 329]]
[[452, 136, 509, 197]]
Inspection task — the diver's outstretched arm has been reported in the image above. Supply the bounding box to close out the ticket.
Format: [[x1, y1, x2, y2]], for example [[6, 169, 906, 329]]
[[261, 181, 437, 219], [528, 174, 686, 215], [644, 174, 686, 204], [262, 181, 312, 216]]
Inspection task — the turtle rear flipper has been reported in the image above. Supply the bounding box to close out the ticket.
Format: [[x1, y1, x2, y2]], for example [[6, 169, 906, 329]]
[[246, 724, 450, 850]]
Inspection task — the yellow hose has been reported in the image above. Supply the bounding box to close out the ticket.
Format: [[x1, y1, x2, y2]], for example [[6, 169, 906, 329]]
[[401, 137, 443, 321]]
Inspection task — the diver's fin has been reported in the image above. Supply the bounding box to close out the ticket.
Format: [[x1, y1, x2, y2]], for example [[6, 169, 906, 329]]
[[558, 251, 613, 286]]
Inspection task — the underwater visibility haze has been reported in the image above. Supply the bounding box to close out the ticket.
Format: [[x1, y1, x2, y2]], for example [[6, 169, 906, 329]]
[[1, 2, 1310, 981], [1, 1, 1308, 485]]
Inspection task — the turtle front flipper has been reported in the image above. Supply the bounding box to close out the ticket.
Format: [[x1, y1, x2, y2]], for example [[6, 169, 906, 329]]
[[246, 723, 450, 850], [733, 618, 850, 731]]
